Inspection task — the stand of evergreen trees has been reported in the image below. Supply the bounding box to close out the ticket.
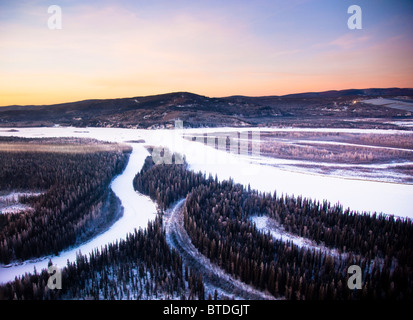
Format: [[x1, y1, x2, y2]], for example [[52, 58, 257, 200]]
[[1, 149, 412, 300], [133, 155, 413, 300], [132, 155, 211, 210], [185, 181, 412, 299], [0, 137, 131, 263], [0, 216, 205, 300], [0, 146, 206, 300]]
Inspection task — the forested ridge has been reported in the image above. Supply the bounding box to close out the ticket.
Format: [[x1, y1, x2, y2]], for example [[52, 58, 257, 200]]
[[133, 155, 413, 299], [0, 137, 131, 263]]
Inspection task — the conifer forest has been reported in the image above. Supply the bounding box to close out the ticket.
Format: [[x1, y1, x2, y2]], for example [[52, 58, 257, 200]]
[[1, 139, 411, 300]]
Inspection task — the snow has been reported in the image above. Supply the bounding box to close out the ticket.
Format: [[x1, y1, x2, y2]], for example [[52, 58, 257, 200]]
[[293, 139, 413, 153], [252, 154, 413, 170], [0, 204, 33, 214], [176, 126, 413, 135], [251, 216, 342, 257], [0, 143, 158, 284], [0, 191, 43, 214], [385, 121, 413, 128], [363, 98, 413, 107], [0, 126, 412, 219], [363, 98, 413, 112], [0, 126, 412, 284], [0, 192, 43, 202], [164, 199, 276, 300], [151, 127, 413, 219]]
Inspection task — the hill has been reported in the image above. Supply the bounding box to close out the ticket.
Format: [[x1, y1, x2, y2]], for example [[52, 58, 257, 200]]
[[1, 88, 412, 129]]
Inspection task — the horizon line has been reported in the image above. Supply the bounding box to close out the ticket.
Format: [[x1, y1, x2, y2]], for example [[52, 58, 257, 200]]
[[2, 86, 412, 108]]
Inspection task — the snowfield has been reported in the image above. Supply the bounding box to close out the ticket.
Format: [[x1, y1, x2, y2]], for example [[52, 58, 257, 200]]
[[0, 191, 44, 214], [363, 98, 413, 111], [251, 216, 342, 257], [0, 126, 412, 284]]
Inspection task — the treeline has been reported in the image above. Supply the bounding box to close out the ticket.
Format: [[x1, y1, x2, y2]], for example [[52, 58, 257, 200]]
[[0, 217, 205, 300], [260, 131, 413, 150], [259, 140, 412, 164], [132, 156, 211, 211], [0, 138, 131, 263], [134, 156, 413, 299]]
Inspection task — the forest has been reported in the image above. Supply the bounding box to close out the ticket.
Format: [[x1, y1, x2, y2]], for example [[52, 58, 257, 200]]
[[0, 137, 131, 263], [1, 148, 412, 300], [0, 216, 206, 300], [133, 155, 413, 299]]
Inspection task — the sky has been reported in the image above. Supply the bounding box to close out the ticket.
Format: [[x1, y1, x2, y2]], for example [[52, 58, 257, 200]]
[[0, 0, 412, 106]]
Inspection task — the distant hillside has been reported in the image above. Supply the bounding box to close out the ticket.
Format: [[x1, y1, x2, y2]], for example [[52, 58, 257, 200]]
[[1, 88, 412, 129]]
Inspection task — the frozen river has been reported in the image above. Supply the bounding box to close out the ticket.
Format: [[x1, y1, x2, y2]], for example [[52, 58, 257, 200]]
[[0, 126, 412, 283]]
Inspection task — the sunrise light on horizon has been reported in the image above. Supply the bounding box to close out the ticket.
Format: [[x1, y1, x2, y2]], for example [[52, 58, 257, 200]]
[[1, 0, 413, 106]]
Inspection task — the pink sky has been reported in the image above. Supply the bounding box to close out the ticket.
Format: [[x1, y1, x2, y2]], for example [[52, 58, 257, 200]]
[[0, 1, 412, 106]]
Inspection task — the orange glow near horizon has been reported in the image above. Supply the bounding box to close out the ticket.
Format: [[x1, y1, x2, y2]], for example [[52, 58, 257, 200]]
[[1, 1, 412, 106]]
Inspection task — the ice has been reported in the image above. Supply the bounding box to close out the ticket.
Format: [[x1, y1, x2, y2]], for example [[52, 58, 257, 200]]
[[149, 128, 413, 219], [0, 126, 412, 218]]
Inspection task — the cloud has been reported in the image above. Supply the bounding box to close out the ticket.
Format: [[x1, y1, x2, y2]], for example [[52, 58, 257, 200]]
[[329, 33, 370, 49]]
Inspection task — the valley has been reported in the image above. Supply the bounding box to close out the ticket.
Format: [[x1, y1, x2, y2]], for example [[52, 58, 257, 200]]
[[0, 124, 411, 300]]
